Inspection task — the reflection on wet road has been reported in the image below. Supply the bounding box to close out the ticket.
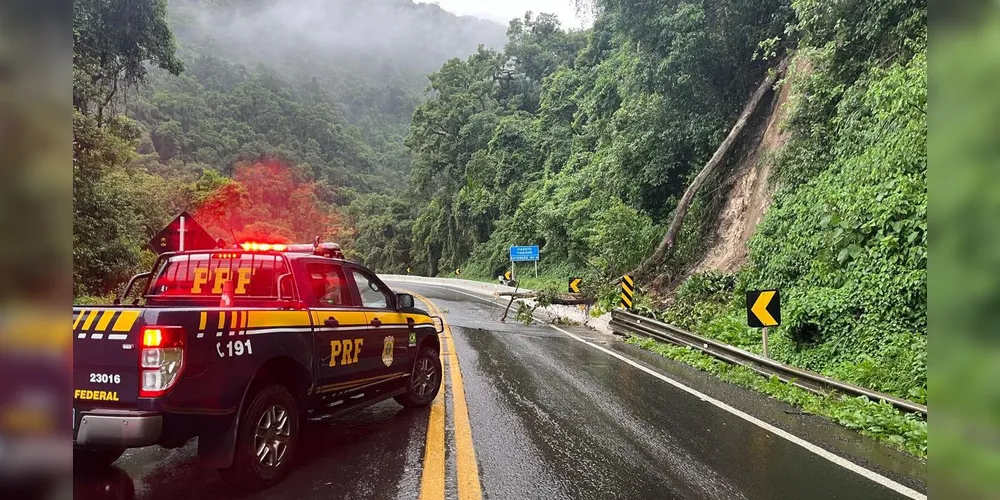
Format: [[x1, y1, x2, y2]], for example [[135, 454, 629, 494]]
[[75, 402, 428, 500], [73, 281, 924, 500]]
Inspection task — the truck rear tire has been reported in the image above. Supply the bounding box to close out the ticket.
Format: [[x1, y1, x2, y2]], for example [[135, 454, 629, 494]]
[[394, 347, 442, 408], [73, 446, 125, 470], [219, 384, 299, 490]]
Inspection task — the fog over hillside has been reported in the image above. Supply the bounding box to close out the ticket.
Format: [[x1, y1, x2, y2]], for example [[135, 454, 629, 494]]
[[167, 0, 509, 78], [117, 0, 515, 210]]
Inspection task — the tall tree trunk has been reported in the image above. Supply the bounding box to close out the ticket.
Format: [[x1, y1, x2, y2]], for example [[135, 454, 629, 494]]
[[633, 57, 790, 279]]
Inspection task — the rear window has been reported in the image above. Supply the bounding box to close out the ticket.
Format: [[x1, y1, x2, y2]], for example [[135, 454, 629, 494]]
[[147, 253, 290, 299]]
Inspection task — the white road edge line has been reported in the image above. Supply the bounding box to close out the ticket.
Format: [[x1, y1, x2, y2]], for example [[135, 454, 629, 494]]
[[402, 281, 926, 500]]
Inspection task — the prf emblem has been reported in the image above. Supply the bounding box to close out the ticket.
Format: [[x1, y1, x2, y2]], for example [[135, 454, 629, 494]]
[[382, 336, 394, 367], [330, 338, 363, 367]]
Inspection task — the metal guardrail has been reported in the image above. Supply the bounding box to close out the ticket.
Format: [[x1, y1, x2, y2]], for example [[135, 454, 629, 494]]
[[610, 309, 927, 417]]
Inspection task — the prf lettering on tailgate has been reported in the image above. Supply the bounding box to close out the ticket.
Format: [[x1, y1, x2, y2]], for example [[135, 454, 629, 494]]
[[190, 267, 255, 294], [330, 338, 364, 367], [74, 390, 120, 401]]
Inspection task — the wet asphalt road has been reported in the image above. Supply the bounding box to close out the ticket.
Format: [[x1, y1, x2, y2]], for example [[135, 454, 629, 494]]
[[73, 282, 919, 500]]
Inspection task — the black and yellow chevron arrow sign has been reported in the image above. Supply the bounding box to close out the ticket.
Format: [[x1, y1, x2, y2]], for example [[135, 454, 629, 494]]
[[568, 277, 582, 293], [620, 275, 634, 309], [746, 289, 780, 327], [455, 268, 462, 276], [504, 270, 512, 280]]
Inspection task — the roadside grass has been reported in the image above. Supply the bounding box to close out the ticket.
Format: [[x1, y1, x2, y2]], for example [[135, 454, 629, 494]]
[[624, 336, 927, 459], [74, 294, 116, 306]]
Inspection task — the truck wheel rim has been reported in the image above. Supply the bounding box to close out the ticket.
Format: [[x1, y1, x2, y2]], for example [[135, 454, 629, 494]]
[[413, 357, 439, 401], [254, 405, 291, 468]]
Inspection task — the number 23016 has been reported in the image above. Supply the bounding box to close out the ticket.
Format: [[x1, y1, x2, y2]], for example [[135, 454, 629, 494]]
[[89, 373, 121, 384]]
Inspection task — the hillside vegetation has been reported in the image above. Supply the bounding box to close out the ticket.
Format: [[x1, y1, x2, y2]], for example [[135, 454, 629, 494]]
[[660, 0, 927, 404], [396, 1, 790, 279]]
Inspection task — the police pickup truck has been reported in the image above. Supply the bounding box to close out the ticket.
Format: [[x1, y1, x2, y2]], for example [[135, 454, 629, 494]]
[[72, 242, 443, 489]]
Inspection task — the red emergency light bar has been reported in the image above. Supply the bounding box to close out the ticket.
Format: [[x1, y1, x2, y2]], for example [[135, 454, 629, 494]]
[[237, 241, 344, 259], [239, 242, 287, 252]]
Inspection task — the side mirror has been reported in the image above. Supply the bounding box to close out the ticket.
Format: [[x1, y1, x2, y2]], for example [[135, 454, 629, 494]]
[[396, 293, 414, 310], [431, 316, 445, 334]]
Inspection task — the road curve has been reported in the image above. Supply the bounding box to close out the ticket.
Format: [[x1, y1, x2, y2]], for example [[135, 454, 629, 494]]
[[72, 281, 924, 500]]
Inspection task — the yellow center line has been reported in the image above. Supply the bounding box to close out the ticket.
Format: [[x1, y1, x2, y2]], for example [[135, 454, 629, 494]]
[[420, 368, 446, 499], [439, 314, 484, 500], [412, 291, 483, 500], [417, 291, 446, 500]]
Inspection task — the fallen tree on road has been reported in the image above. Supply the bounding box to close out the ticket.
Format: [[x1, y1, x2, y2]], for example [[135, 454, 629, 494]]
[[495, 291, 593, 305], [632, 56, 790, 280]]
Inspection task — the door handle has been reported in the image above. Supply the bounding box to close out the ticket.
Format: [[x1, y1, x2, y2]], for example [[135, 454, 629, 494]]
[[371, 318, 382, 327], [324, 317, 339, 327]]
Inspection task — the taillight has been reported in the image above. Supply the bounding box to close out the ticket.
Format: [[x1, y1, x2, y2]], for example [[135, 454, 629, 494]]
[[142, 328, 161, 347], [139, 326, 185, 398]]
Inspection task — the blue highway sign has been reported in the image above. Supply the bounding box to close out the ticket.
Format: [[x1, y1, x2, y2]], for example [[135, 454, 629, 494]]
[[510, 245, 539, 262]]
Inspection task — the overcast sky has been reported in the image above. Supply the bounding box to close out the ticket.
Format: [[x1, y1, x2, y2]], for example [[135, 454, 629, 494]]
[[414, 0, 594, 29]]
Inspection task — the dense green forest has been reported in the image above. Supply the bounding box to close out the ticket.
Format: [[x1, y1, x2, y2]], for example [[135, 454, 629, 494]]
[[73, 0, 506, 293], [73, 0, 926, 453]]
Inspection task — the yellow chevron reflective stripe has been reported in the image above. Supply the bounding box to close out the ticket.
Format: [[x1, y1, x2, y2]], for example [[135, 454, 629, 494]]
[[81, 310, 99, 330], [94, 310, 116, 331], [111, 310, 141, 332], [72, 309, 141, 333], [72, 308, 438, 339], [73, 310, 86, 330]]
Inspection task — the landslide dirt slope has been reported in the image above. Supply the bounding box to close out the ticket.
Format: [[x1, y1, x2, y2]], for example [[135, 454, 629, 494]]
[[691, 61, 800, 276]]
